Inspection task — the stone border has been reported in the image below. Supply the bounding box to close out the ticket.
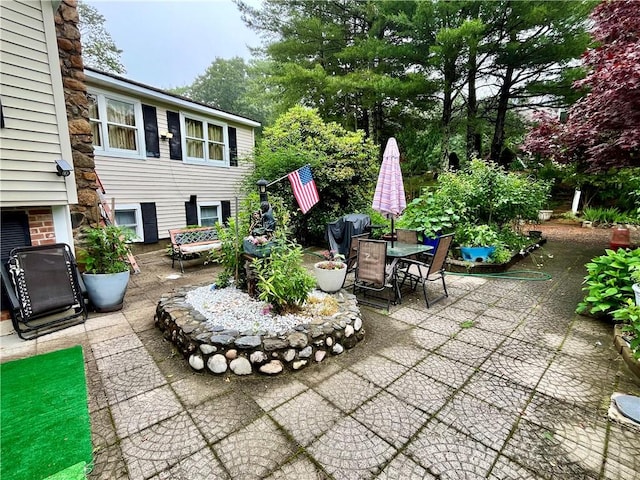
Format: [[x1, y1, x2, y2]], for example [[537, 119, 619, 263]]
[[154, 287, 364, 376], [614, 324, 640, 379], [446, 238, 547, 274]]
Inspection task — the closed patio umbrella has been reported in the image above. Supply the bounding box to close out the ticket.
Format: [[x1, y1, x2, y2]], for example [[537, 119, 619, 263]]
[[372, 137, 406, 247]]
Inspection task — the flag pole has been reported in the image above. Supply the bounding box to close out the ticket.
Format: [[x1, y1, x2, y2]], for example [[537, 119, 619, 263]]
[[266, 164, 311, 188]]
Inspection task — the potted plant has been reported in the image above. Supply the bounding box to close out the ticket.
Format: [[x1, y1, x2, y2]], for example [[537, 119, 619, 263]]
[[397, 190, 460, 248], [456, 224, 501, 262], [78, 225, 133, 312], [313, 250, 347, 293]]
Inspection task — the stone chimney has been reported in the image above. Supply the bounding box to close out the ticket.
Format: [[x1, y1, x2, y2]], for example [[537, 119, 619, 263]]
[[54, 0, 101, 231]]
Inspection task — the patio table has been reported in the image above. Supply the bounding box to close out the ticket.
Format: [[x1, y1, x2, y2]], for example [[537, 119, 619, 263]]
[[386, 242, 433, 304]]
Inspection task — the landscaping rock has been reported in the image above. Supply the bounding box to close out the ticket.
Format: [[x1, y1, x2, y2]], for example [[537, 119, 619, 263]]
[[259, 360, 284, 375], [188, 353, 204, 371], [230, 357, 252, 375], [207, 354, 227, 374]]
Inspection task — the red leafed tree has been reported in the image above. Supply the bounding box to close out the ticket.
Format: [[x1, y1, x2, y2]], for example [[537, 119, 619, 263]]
[[522, 0, 640, 171]]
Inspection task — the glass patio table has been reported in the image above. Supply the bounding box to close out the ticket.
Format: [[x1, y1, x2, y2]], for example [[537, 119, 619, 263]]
[[386, 242, 434, 304]]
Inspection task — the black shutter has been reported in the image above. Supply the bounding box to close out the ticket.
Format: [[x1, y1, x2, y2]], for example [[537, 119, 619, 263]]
[[1, 211, 31, 311], [1, 211, 31, 263], [140, 203, 158, 244], [221, 201, 231, 225], [228, 127, 238, 167], [167, 110, 182, 160], [185, 196, 198, 226], [142, 105, 160, 158]]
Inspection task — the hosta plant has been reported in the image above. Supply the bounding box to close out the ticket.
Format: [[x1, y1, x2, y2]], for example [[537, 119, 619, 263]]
[[576, 248, 640, 316], [612, 299, 640, 360]]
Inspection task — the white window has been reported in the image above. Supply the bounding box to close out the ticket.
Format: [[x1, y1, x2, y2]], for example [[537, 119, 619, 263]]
[[198, 202, 220, 227], [88, 91, 145, 158], [114, 204, 143, 241], [182, 113, 228, 166]]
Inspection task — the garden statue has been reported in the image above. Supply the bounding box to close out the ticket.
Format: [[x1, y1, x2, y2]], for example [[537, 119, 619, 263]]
[[250, 201, 276, 238]]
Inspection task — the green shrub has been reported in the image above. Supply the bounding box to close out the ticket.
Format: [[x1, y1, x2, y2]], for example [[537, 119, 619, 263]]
[[397, 190, 461, 238], [455, 224, 501, 247], [582, 207, 625, 225], [612, 299, 640, 359], [252, 239, 316, 314], [79, 225, 133, 274], [576, 248, 640, 316]]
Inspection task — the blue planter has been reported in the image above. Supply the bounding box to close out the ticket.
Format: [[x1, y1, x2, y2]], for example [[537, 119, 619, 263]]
[[460, 246, 496, 263], [422, 233, 441, 250]]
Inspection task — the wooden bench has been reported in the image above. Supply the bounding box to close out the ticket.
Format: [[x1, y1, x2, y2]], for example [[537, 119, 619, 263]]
[[169, 227, 222, 273]]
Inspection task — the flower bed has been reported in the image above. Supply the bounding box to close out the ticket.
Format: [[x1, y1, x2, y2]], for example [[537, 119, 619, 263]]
[[154, 285, 364, 376], [446, 238, 547, 274]]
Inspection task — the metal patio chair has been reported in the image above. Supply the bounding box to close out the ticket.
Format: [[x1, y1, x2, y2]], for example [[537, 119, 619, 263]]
[[353, 239, 399, 309], [397, 233, 454, 307], [0, 244, 88, 340]]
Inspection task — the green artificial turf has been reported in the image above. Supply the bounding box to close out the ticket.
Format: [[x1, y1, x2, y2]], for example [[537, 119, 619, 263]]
[[1, 346, 93, 480]]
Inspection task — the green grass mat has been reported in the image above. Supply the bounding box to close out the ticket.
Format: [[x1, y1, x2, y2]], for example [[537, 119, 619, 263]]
[[1, 346, 93, 480]]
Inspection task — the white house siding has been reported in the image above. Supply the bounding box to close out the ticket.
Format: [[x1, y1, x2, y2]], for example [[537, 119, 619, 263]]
[[0, 0, 77, 208], [88, 80, 257, 241]]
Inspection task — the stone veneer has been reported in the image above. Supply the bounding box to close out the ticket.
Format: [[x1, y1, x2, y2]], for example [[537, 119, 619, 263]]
[[55, 0, 101, 230], [155, 287, 365, 376]]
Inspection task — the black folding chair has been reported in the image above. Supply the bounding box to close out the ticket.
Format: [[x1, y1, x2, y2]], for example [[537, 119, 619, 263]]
[[1, 244, 88, 340], [397, 233, 454, 307]]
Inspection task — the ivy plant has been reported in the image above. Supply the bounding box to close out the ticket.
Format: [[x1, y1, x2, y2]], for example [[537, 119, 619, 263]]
[[576, 248, 640, 316]]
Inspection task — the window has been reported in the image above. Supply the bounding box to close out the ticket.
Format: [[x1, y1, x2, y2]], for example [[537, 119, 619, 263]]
[[198, 203, 220, 227], [114, 204, 142, 240], [182, 114, 227, 165], [88, 91, 145, 158]]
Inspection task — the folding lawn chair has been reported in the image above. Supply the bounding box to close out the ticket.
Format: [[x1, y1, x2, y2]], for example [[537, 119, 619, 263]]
[[0, 244, 88, 340]]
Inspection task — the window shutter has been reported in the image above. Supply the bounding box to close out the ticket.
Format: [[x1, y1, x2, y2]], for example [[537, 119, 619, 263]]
[[140, 202, 158, 244], [167, 110, 182, 160], [1, 211, 31, 311], [142, 105, 160, 158], [221, 201, 231, 225], [228, 127, 238, 167], [185, 196, 198, 226], [1, 212, 31, 263]]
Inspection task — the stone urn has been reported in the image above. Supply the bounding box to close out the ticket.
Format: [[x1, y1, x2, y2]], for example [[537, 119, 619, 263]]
[[314, 261, 347, 293], [538, 210, 553, 221]]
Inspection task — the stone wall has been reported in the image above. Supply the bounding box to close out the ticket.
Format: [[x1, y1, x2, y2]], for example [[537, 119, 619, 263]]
[[155, 287, 365, 376], [55, 0, 100, 231]]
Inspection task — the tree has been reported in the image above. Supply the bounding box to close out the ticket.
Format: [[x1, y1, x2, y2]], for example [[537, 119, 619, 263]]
[[522, 0, 640, 171], [172, 57, 271, 124], [78, 1, 125, 74], [247, 106, 379, 244]]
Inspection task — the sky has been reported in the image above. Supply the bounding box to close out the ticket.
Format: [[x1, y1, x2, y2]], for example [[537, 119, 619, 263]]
[[85, 0, 262, 89]]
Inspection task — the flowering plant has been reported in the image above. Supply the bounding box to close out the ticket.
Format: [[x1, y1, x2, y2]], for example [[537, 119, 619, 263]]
[[316, 250, 346, 270], [247, 235, 270, 246]]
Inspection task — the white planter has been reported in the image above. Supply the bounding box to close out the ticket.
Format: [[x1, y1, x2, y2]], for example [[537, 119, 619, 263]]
[[633, 283, 640, 306], [314, 262, 347, 293], [82, 270, 130, 312], [538, 210, 553, 221]]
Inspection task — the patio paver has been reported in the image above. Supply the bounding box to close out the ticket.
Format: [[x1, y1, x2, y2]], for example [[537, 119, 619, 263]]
[[1, 224, 639, 479]]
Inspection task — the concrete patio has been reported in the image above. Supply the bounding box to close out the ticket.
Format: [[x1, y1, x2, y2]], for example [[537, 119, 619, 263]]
[[1, 224, 639, 479]]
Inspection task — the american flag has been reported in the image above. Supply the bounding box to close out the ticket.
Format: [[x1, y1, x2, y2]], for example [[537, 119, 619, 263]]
[[288, 165, 319, 214]]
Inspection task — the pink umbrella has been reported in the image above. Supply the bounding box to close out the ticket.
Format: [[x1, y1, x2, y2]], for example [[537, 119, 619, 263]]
[[372, 137, 406, 247]]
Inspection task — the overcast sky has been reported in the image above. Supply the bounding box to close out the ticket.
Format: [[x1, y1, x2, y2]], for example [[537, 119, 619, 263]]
[[85, 0, 261, 89]]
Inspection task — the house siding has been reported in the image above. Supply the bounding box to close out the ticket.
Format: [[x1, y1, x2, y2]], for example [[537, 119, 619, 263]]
[[88, 82, 257, 241], [0, 0, 77, 207]]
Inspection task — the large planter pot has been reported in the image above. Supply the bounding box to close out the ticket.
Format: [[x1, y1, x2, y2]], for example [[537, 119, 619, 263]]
[[422, 233, 441, 250], [314, 262, 347, 293], [634, 284, 640, 306], [82, 270, 130, 312], [538, 210, 553, 221], [460, 246, 496, 263]]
